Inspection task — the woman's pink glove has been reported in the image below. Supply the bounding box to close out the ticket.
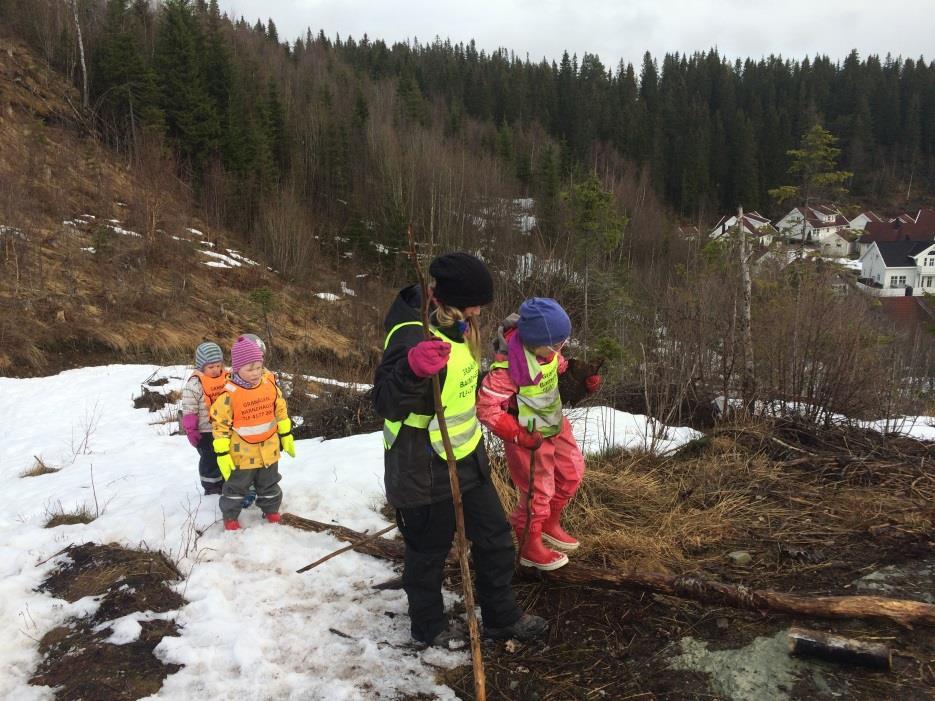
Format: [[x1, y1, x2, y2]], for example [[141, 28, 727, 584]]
[[407, 339, 451, 378], [585, 375, 602, 394], [181, 414, 201, 447]]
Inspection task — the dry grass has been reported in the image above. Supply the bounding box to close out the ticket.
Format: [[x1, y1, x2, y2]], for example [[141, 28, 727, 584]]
[[0, 38, 383, 377], [44, 504, 96, 528], [20, 456, 58, 477], [490, 419, 934, 584]]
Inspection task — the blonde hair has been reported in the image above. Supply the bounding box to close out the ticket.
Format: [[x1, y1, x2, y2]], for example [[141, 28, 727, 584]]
[[435, 303, 482, 361]]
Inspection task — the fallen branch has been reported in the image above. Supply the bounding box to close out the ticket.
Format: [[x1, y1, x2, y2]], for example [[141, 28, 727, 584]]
[[296, 524, 397, 573], [788, 626, 892, 670], [281, 513, 935, 628]]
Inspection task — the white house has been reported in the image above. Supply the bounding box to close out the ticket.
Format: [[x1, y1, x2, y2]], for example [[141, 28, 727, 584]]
[[818, 229, 858, 257], [858, 240, 935, 296], [709, 211, 778, 246], [775, 204, 850, 246], [848, 211, 884, 231]]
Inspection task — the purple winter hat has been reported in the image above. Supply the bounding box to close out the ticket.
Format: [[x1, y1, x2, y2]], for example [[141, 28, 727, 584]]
[[230, 335, 264, 374]]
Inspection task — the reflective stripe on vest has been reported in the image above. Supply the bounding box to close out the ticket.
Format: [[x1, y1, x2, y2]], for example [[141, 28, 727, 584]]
[[226, 379, 278, 444], [491, 348, 563, 437], [382, 321, 482, 459], [193, 370, 230, 410]]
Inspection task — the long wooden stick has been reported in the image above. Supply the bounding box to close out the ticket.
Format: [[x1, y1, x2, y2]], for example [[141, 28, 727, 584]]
[[280, 513, 935, 628], [296, 524, 397, 573], [407, 229, 486, 701], [516, 422, 537, 569]]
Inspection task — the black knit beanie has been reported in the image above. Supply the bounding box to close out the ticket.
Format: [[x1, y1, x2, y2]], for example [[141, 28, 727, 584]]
[[429, 252, 494, 308]]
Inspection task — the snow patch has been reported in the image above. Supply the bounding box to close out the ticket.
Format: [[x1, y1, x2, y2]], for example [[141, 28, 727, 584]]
[[0, 365, 465, 698], [567, 406, 701, 456], [315, 292, 340, 302]]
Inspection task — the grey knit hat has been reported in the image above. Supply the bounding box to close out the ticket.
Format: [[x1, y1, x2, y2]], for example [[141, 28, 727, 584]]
[[194, 341, 224, 371]]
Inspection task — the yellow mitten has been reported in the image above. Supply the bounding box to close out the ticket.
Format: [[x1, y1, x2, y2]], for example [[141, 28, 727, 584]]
[[281, 434, 295, 458], [278, 419, 295, 458], [213, 437, 234, 480]]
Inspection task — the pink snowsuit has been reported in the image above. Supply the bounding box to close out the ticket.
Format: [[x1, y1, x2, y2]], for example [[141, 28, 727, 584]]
[[476, 332, 585, 531]]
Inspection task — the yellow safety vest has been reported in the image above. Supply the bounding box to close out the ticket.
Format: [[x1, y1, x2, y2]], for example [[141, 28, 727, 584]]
[[382, 321, 483, 460], [491, 346, 563, 438]]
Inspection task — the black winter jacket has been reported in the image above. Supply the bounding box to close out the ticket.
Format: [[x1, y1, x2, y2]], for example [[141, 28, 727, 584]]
[[372, 284, 490, 508]]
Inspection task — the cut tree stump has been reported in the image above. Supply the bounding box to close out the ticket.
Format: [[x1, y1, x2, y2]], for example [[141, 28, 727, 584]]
[[282, 513, 935, 628], [788, 626, 892, 670]]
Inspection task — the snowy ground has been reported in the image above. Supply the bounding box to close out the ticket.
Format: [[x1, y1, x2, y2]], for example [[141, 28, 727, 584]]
[[0, 366, 734, 698], [0, 366, 464, 700]]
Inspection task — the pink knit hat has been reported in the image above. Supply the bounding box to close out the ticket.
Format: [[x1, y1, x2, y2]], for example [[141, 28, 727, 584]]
[[230, 335, 264, 374]]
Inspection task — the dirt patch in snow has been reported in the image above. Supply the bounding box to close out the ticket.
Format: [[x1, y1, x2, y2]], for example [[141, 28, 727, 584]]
[[31, 543, 185, 699]]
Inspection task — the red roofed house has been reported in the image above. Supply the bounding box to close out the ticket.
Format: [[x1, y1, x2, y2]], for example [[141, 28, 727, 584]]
[[857, 215, 935, 257], [775, 204, 854, 256], [848, 210, 884, 231], [708, 211, 778, 247]]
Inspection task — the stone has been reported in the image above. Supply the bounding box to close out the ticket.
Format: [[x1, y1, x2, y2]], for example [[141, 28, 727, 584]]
[[728, 551, 752, 566]]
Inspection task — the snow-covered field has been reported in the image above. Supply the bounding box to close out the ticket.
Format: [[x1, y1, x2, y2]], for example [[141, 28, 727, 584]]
[[0, 366, 464, 700]]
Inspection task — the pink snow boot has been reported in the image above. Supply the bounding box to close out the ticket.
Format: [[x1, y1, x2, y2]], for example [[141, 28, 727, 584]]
[[542, 503, 580, 552], [517, 525, 568, 571], [224, 519, 241, 531], [265, 512, 282, 523]]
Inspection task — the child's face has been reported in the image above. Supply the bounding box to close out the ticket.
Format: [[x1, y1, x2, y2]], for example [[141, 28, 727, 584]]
[[202, 362, 224, 378], [238, 361, 264, 384]]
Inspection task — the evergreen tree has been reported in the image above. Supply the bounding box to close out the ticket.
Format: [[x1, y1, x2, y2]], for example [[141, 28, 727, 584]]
[[154, 0, 220, 170]]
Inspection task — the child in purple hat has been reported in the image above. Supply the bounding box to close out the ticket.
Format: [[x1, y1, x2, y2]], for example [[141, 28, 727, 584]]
[[210, 335, 296, 530]]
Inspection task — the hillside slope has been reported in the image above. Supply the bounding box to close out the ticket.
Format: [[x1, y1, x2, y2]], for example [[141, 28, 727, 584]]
[[0, 37, 383, 376]]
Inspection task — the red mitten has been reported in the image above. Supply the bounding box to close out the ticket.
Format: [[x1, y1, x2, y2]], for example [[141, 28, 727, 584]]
[[407, 339, 451, 378], [585, 375, 602, 394], [515, 430, 544, 450], [491, 414, 521, 442]]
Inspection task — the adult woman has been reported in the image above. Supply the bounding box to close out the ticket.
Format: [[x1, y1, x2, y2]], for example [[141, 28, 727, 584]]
[[373, 252, 547, 647]]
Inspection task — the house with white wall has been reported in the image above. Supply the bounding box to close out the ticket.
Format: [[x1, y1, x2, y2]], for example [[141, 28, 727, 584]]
[[848, 211, 883, 230], [858, 240, 935, 296], [775, 205, 850, 247], [709, 211, 778, 246]]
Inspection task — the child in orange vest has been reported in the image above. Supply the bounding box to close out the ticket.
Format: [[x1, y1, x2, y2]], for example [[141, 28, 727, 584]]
[[476, 299, 601, 570], [180, 342, 229, 495], [211, 335, 296, 530]]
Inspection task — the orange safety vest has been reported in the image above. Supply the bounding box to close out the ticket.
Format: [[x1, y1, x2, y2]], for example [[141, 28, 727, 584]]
[[193, 370, 230, 410], [225, 378, 278, 444]]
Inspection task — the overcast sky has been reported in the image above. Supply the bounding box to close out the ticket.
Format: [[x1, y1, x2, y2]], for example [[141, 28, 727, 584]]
[[217, 0, 930, 69]]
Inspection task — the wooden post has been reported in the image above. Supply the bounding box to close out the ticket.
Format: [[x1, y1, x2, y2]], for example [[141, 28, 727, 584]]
[[406, 229, 486, 701]]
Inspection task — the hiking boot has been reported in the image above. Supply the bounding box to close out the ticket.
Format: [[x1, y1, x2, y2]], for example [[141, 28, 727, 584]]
[[484, 613, 548, 641], [264, 512, 281, 523], [542, 504, 580, 552], [424, 622, 467, 649], [241, 489, 257, 509], [517, 525, 568, 570], [224, 519, 241, 531]]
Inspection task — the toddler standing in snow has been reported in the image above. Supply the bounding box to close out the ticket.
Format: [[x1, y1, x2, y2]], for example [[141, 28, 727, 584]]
[[180, 342, 229, 495], [476, 298, 601, 571], [210, 335, 296, 530]]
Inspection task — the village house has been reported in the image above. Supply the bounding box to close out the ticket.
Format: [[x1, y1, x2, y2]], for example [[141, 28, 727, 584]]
[[858, 240, 935, 296], [775, 204, 852, 252], [708, 211, 778, 247], [857, 212, 935, 257], [848, 210, 884, 230]]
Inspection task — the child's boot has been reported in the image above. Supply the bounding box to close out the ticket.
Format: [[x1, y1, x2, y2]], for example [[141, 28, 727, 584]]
[[224, 519, 241, 531], [542, 500, 579, 552], [518, 524, 568, 570], [264, 512, 281, 523]]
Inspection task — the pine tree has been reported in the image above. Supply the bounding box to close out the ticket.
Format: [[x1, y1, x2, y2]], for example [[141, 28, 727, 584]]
[[154, 0, 220, 170]]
